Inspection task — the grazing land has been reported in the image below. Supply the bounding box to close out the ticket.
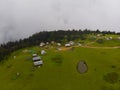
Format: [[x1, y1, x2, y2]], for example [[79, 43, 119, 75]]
[[0, 43, 120, 90]]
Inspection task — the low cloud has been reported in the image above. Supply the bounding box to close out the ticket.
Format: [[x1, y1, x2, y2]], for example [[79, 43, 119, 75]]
[[0, 0, 120, 44]]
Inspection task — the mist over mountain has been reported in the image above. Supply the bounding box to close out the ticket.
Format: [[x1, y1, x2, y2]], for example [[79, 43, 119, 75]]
[[0, 0, 120, 44]]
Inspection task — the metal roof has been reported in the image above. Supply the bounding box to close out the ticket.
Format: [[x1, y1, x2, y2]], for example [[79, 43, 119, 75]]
[[34, 61, 43, 66], [32, 54, 37, 57], [33, 56, 41, 61]]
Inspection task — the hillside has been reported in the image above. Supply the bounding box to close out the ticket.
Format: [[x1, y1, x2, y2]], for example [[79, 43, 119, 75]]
[[0, 30, 119, 61], [0, 45, 120, 90], [0, 30, 120, 90]]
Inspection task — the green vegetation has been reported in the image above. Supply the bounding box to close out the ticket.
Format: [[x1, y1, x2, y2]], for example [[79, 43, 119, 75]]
[[0, 46, 120, 90], [91, 40, 120, 47], [96, 39, 104, 44], [51, 54, 63, 64], [103, 72, 119, 84], [0, 29, 119, 61], [0, 30, 120, 90]]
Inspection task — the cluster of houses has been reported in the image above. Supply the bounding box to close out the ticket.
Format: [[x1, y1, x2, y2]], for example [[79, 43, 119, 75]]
[[39, 41, 82, 48], [32, 50, 47, 66], [104, 36, 120, 40], [65, 41, 82, 47], [41, 50, 46, 55], [92, 34, 120, 41], [104, 36, 113, 40], [32, 54, 43, 66], [30, 36, 120, 67], [39, 35, 120, 49], [118, 37, 120, 40]]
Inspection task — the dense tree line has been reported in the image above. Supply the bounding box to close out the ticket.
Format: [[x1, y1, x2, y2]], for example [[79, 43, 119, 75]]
[[0, 29, 118, 61]]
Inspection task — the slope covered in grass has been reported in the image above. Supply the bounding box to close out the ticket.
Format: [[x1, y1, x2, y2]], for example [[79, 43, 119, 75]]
[[0, 46, 120, 90]]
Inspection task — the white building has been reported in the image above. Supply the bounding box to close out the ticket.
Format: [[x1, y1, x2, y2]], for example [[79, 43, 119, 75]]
[[41, 50, 46, 55], [51, 41, 55, 44], [65, 44, 71, 47], [33, 56, 41, 62], [46, 42, 49, 45], [57, 43, 61, 46], [34, 61, 43, 66], [40, 42, 45, 47], [32, 56, 43, 66], [118, 37, 120, 40], [32, 54, 37, 57], [69, 41, 75, 46], [109, 37, 113, 40], [78, 43, 82, 46]]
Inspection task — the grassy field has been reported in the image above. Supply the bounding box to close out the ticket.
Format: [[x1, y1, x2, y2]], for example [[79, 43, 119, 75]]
[[0, 45, 120, 90], [90, 39, 120, 47], [84, 34, 120, 47]]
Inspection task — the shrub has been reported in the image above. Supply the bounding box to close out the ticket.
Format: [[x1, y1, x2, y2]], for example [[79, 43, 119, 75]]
[[96, 39, 104, 44], [103, 72, 119, 84], [101, 86, 115, 90], [51, 54, 63, 64], [89, 37, 96, 41], [11, 73, 21, 80], [6, 64, 12, 69], [111, 65, 116, 69]]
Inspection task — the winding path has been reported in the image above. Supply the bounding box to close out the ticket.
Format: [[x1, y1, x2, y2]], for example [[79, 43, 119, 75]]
[[81, 45, 120, 49], [60, 45, 120, 51]]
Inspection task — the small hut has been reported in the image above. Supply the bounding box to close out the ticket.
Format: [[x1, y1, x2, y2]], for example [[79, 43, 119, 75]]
[[57, 43, 61, 47], [118, 37, 120, 40], [32, 54, 37, 57], [65, 44, 71, 47], [69, 41, 75, 46], [33, 61, 43, 66], [32, 56, 43, 66], [33, 56, 41, 62], [109, 37, 113, 40], [46, 42, 49, 45], [40, 42, 45, 47], [41, 50, 46, 55], [14, 56, 16, 59], [51, 41, 55, 44], [78, 43, 82, 46]]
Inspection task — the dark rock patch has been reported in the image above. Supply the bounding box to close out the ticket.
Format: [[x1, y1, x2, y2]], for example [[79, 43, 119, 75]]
[[77, 60, 88, 74]]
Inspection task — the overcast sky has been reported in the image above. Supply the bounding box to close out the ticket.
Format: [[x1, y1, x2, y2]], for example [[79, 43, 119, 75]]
[[0, 0, 120, 43]]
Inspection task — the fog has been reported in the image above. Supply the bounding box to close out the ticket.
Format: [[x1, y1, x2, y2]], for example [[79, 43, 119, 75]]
[[0, 0, 120, 43]]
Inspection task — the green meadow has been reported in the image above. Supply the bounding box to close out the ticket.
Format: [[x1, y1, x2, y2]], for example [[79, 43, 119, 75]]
[[0, 46, 120, 90]]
